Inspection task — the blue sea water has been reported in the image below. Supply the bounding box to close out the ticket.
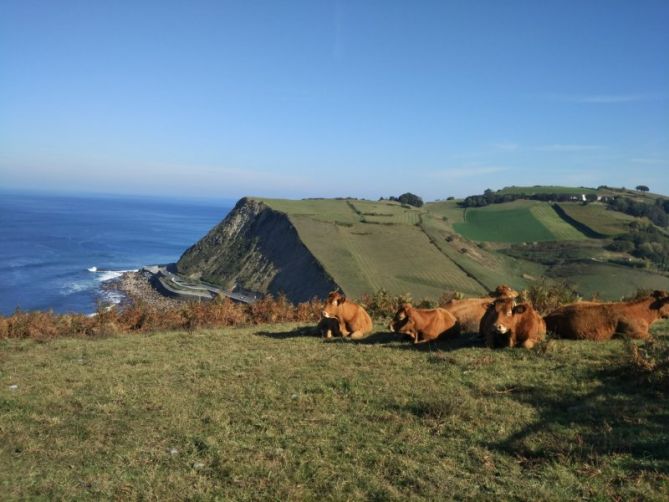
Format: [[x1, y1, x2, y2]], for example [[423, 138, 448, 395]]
[[0, 191, 232, 315]]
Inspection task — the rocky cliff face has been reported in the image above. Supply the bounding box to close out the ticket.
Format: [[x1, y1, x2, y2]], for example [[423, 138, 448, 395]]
[[176, 198, 339, 302]]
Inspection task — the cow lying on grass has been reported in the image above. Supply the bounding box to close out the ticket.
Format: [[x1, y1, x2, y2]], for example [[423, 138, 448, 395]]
[[321, 291, 373, 340], [442, 284, 519, 334], [389, 304, 457, 344], [480, 297, 545, 349], [545, 290, 669, 341]]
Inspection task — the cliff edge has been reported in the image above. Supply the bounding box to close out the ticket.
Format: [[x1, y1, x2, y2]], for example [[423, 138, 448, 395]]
[[176, 197, 339, 302]]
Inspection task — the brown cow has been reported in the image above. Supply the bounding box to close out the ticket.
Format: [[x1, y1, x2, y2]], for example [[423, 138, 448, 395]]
[[480, 298, 546, 349], [389, 304, 457, 344], [321, 291, 373, 340], [545, 290, 669, 341], [442, 284, 519, 334]]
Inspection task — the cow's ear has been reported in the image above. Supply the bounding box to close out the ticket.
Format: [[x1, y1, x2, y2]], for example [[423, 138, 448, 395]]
[[512, 304, 527, 315], [339, 296, 347, 304]]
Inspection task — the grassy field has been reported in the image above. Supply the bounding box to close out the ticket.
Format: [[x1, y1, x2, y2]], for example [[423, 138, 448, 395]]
[[419, 213, 543, 292], [289, 215, 487, 299], [453, 201, 584, 243], [557, 202, 637, 236], [551, 262, 669, 300], [349, 200, 421, 225], [257, 198, 360, 225], [528, 204, 588, 240], [424, 200, 466, 225], [258, 198, 488, 298], [248, 197, 669, 300], [2, 323, 668, 500]]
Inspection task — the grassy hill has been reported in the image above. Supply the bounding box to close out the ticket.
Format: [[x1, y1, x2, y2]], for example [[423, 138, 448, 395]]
[[453, 200, 587, 243], [556, 201, 637, 236], [2, 323, 668, 499], [177, 187, 669, 303], [258, 198, 492, 298]]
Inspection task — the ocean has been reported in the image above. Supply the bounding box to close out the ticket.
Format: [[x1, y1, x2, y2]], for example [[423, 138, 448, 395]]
[[0, 191, 232, 315]]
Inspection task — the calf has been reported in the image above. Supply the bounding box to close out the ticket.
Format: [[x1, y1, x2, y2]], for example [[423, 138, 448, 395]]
[[389, 304, 457, 344], [480, 298, 545, 349], [318, 316, 342, 339], [321, 291, 373, 340], [545, 290, 669, 341]]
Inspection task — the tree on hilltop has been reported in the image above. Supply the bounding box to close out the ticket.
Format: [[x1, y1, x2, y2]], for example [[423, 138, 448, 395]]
[[397, 192, 424, 207], [636, 185, 650, 192]]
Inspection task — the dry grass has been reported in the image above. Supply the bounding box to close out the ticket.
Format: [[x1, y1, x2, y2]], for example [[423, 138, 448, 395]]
[[0, 295, 323, 340]]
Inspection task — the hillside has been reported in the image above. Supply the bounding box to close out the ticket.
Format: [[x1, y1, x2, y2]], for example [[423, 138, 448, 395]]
[[2, 323, 668, 499], [176, 198, 338, 302], [176, 188, 669, 302]]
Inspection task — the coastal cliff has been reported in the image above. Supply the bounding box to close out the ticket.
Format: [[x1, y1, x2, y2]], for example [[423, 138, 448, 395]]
[[176, 197, 339, 302]]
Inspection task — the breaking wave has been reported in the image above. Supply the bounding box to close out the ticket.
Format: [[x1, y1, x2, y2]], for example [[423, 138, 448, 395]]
[[87, 267, 138, 282]]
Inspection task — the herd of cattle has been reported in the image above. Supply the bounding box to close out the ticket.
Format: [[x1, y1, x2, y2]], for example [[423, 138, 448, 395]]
[[319, 287, 669, 348]]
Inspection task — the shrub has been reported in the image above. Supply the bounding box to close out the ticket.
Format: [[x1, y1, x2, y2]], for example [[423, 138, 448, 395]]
[[358, 289, 414, 319], [523, 279, 581, 315], [0, 294, 325, 340], [437, 291, 464, 306], [625, 338, 669, 390]]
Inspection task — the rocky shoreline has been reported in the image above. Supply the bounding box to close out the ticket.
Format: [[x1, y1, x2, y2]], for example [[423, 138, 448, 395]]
[[102, 270, 183, 310]]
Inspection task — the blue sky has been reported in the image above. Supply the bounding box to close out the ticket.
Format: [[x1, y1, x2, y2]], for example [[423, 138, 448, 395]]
[[1, 0, 668, 200]]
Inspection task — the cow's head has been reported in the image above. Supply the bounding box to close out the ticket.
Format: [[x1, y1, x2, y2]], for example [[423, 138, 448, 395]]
[[389, 303, 411, 330], [318, 316, 340, 339], [650, 290, 669, 318], [322, 291, 346, 319], [389, 303, 415, 338], [485, 298, 528, 348], [492, 284, 519, 299]]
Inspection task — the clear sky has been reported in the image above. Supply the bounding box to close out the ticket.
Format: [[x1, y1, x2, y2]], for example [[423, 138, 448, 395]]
[[1, 0, 668, 200]]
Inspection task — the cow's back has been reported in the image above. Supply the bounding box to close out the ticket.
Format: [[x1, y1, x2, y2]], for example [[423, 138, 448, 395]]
[[412, 307, 457, 342], [443, 298, 488, 334], [341, 302, 373, 334], [545, 303, 617, 340]]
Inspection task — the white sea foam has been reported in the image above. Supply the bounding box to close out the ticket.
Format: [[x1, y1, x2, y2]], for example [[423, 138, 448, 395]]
[[87, 266, 98, 272], [96, 269, 137, 282], [61, 281, 93, 295], [100, 289, 125, 305]]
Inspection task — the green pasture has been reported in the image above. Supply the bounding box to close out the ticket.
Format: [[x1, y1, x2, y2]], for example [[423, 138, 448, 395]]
[[453, 201, 574, 243], [424, 200, 466, 225], [551, 262, 669, 300], [289, 215, 486, 299], [2, 322, 668, 500], [258, 198, 359, 225], [557, 202, 636, 236], [250, 197, 667, 301], [419, 213, 543, 292], [349, 200, 422, 225]]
